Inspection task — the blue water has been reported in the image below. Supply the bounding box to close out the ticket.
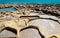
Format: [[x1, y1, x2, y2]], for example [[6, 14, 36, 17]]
[[0, 0, 60, 4], [0, 7, 16, 12]]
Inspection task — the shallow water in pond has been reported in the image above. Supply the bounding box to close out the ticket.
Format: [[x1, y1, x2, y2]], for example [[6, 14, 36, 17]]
[[0, 7, 16, 12], [29, 19, 60, 35]]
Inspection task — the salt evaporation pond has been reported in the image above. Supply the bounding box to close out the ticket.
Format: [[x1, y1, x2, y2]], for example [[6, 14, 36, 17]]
[[0, 7, 17, 12]]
